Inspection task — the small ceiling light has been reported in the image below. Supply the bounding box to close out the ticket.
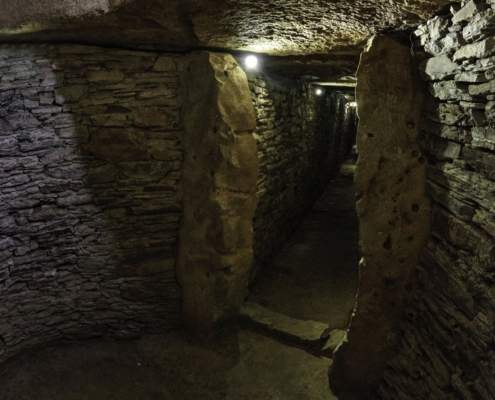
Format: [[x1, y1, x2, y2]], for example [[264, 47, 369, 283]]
[[315, 87, 324, 96], [244, 55, 259, 70]]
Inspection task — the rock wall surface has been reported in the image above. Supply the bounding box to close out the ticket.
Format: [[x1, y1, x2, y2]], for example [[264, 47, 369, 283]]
[[248, 75, 338, 272], [177, 52, 258, 332], [330, 35, 430, 399], [0, 44, 183, 363], [377, 2, 495, 398], [0, 0, 452, 56]]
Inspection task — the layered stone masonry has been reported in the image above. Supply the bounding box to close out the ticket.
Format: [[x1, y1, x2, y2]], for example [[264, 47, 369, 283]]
[[248, 74, 333, 272], [0, 45, 183, 363], [377, 2, 495, 398]]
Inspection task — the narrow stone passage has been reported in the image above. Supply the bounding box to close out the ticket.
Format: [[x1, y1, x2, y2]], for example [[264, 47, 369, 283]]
[[249, 164, 359, 331]]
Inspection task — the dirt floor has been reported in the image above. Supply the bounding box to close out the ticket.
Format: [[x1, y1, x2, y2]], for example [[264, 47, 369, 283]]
[[0, 329, 334, 400], [250, 170, 359, 330], [0, 170, 357, 400]]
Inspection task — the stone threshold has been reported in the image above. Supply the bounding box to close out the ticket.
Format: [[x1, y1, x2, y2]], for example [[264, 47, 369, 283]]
[[239, 302, 346, 358]]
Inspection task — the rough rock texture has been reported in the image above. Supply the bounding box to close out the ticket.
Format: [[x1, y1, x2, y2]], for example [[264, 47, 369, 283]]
[[190, 0, 451, 55], [177, 52, 258, 332], [330, 35, 431, 398], [376, 3, 495, 398], [248, 74, 333, 271], [0, 44, 184, 363], [0, 0, 453, 55]]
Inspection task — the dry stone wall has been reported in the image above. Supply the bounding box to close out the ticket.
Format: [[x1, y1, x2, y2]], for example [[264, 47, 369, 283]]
[[377, 2, 495, 398], [248, 74, 334, 272], [0, 44, 183, 363]]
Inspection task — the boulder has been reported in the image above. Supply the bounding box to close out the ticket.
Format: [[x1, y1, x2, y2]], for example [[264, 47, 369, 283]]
[[452, 0, 488, 25]]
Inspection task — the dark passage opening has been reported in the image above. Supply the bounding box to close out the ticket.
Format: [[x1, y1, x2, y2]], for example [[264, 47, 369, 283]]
[[249, 86, 359, 324], [249, 167, 359, 331], [241, 79, 360, 369]]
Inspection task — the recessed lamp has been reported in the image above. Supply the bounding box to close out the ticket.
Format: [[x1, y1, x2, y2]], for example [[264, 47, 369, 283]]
[[244, 55, 259, 70], [315, 87, 324, 96]]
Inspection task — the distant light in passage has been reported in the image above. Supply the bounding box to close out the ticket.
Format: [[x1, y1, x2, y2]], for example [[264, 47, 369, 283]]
[[315, 87, 324, 96], [244, 55, 259, 70], [348, 101, 357, 107]]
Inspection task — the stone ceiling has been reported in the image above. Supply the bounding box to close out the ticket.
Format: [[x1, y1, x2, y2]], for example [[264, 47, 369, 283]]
[[0, 0, 454, 56]]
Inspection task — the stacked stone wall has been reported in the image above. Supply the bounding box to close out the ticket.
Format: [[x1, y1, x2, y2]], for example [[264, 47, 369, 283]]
[[248, 74, 334, 271], [0, 44, 183, 362], [377, 2, 495, 398]]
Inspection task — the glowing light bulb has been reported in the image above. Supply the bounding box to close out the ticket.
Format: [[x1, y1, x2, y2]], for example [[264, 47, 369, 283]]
[[244, 55, 259, 70], [348, 101, 357, 107], [315, 88, 323, 96]]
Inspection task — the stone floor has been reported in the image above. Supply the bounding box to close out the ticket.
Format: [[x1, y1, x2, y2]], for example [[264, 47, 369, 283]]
[[0, 169, 357, 400], [250, 168, 359, 330]]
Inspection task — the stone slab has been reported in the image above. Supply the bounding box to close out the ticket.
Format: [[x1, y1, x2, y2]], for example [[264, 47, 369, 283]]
[[240, 302, 329, 345]]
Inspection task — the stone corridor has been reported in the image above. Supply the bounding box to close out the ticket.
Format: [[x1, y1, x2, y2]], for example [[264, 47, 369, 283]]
[[2, 1, 495, 399], [250, 166, 359, 331], [0, 166, 359, 400]]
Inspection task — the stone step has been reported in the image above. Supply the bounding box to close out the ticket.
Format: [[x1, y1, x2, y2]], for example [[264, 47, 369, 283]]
[[239, 302, 346, 357]]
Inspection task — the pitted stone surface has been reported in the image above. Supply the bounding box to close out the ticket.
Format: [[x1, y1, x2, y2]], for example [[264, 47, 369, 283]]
[[376, 2, 495, 399], [0, 44, 184, 363], [177, 52, 258, 331], [330, 35, 430, 398], [0, 0, 453, 55]]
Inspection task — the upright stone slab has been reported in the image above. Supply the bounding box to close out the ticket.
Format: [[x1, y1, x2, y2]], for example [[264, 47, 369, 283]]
[[177, 52, 258, 332], [330, 35, 430, 398], [375, 7, 495, 397]]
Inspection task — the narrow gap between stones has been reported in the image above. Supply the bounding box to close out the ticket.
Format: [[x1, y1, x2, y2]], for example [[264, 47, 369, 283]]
[[239, 82, 360, 367]]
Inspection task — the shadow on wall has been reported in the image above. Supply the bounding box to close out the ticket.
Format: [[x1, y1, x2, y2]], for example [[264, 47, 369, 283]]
[[0, 44, 184, 362]]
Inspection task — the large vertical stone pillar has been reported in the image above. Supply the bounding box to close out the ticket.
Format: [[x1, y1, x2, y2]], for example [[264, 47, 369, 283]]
[[330, 35, 430, 398], [177, 52, 258, 333]]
